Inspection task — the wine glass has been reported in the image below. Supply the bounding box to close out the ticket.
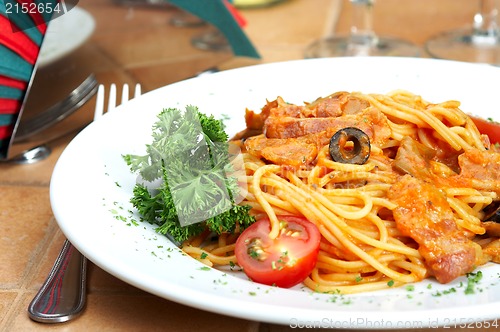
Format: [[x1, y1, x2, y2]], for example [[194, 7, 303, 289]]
[[425, 0, 500, 64], [169, 10, 207, 28], [233, 0, 286, 8], [304, 0, 421, 58], [191, 29, 231, 52], [168, 10, 230, 52]]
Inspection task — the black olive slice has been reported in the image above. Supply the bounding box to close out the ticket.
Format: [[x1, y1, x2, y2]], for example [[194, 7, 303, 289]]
[[481, 202, 500, 236], [482, 201, 500, 224], [329, 127, 371, 165]]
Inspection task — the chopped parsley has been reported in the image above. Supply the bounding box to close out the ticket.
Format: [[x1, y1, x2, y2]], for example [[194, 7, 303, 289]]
[[249, 248, 260, 260], [464, 271, 483, 294], [443, 287, 456, 295]]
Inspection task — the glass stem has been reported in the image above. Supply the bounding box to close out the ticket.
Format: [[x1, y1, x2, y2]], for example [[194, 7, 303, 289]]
[[472, 0, 499, 44], [348, 0, 378, 48]]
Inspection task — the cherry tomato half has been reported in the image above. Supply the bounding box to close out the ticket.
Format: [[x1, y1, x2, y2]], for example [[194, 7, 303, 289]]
[[471, 116, 500, 145], [234, 215, 321, 288]]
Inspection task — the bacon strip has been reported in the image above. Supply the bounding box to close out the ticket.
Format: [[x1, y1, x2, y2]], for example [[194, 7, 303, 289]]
[[388, 175, 477, 283]]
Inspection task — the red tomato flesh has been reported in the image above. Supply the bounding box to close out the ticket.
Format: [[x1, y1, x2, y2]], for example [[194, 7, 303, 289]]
[[471, 116, 500, 145], [234, 216, 321, 288]]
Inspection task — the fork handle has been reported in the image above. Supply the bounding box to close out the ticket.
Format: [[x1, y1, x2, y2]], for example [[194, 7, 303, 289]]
[[28, 239, 87, 323]]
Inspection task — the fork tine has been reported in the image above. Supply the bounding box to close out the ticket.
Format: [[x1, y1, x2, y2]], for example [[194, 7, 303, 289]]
[[93, 83, 142, 122], [108, 84, 117, 112], [134, 83, 142, 98], [120, 84, 130, 106], [93, 85, 105, 121]]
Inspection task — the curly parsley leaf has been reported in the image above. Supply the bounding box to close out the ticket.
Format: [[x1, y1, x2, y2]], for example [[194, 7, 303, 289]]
[[123, 105, 254, 242]]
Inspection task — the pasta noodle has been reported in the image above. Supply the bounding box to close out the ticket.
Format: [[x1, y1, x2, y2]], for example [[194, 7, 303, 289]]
[[182, 90, 500, 294]]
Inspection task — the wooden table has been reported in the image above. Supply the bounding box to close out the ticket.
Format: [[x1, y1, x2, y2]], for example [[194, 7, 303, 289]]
[[1, 0, 496, 331]]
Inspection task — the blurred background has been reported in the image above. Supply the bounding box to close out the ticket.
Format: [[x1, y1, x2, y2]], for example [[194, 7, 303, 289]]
[[3, 0, 496, 162]]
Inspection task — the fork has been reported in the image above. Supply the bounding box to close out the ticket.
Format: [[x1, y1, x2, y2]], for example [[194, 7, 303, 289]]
[[28, 83, 142, 323]]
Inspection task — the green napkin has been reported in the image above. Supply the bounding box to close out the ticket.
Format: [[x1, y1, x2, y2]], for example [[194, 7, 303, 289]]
[[167, 0, 260, 59], [0, 114, 14, 126], [0, 85, 23, 99], [0, 45, 33, 81], [0, 5, 44, 44]]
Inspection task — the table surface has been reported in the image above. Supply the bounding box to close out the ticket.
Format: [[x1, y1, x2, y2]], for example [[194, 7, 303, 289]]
[[1, 0, 497, 331]]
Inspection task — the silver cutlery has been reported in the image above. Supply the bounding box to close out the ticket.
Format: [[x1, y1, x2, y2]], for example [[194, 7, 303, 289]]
[[28, 239, 87, 323], [2, 74, 98, 163], [28, 82, 142, 323], [9, 144, 52, 164], [14, 74, 98, 141]]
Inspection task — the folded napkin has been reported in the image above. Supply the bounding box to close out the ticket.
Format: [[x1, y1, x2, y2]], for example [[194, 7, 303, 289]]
[[167, 0, 260, 59], [0, 1, 54, 158], [0, 45, 34, 81]]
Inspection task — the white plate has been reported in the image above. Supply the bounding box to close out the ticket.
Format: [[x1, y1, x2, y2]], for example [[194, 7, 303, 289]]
[[51, 57, 500, 329], [38, 7, 95, 67]]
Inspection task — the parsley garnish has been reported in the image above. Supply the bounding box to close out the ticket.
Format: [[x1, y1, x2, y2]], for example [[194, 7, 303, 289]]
[[465, 271, 483, 294], [249, 249, 260, 259], [123, 106, 255, 242]]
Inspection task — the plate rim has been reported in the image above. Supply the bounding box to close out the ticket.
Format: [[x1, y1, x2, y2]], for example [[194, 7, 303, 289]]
[[50, 56, 500, 328]]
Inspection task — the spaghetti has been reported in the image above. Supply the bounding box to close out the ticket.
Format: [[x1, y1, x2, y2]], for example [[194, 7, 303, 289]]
[[182, 90, 500, 294]]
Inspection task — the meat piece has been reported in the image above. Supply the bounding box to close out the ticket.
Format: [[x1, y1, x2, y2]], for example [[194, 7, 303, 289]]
[[237, 98, 306, 140], [264, 116, 339, 138], [244, 108, 265, 131], [230, 108, 264, 140], [305, 91, 370, 117], [454, 149, 500, 195], [250, 94, 338, 125], [243, 92, 371, 140], [457, 149, 500, 181], [257, 98, 278, 123], [482, 239, 500, 264], [388, 175, 477, 283], [242, 92, 389, 166], [266, 97, 306, 118], [265, 108, 391, 146], [342, 95, 370, 115], [244, 134, 317, 166], [305, 91, 347, 118], [245, 107, 391, 166]]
